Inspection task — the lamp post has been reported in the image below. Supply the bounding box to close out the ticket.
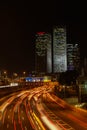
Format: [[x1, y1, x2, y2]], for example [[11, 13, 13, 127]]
[[23, 71, 26, 77], [63, 85, 66, 99], [3, 71, 8, 84], [3, 71, 7, 79], [79, 84, 81, 103]]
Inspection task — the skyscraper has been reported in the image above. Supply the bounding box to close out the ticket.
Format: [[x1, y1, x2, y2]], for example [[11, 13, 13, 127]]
[[67, 43, 80, 71], [35, 27, 80, 74], [67, 44, 74, 70], [35, 32, 52, 73], [53, 27, 67, 73]]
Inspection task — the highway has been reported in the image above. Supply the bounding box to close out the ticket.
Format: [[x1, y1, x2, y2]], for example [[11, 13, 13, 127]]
[[0, 84, 87, 130]]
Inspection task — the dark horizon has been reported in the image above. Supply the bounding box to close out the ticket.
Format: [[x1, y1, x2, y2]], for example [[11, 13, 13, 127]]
[[0, 1, 87, 73]]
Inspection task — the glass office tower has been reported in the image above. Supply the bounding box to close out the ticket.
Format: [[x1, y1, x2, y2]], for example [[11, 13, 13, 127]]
[[53, 27, 67, 72], [35, 32, 52, 73], [67, 43, 80, 71], [67, 44, 74, 70]]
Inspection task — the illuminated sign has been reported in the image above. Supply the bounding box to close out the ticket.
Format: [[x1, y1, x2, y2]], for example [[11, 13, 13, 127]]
[[37, 32, 45, 35]]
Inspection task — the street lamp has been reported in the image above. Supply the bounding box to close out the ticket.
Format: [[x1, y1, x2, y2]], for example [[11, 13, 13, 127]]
[[23, 71, 26, 77], [3, 71, 7, 78]]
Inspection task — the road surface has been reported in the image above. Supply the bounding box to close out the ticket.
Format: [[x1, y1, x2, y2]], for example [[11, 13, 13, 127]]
[[0, 84, 87, 130]]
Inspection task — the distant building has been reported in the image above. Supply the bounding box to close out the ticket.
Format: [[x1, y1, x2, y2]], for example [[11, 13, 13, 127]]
[[77, 76, 87, 102], [53, 27, 67, 72], [67, 43, 80, 71], [83, 58, 87, 76], [80, 58, 87, 76], [35, 27, 80, 74], [35, 32, 52, 73]]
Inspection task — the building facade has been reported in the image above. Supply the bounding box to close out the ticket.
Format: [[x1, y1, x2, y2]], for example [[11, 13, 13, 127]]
[[35, 27, 80, 74], [67, 44, 74, 70], [35, 32, 52, 73], [67, 43, 80, 71], [53, 27, 67, 73]]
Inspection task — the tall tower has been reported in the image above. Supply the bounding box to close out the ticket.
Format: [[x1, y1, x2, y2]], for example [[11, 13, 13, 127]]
[[67, 43, 80, 71], [67, 44, 74, 70], [73, 44, 80, 71], [53, 27, 67, 73], [35, 32, 52, 73]]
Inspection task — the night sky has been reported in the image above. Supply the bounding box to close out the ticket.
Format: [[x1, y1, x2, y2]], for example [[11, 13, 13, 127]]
[[0, 1, 87, 73]]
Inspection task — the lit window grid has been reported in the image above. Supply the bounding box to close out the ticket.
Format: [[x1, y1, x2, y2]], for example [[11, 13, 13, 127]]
[[53, 27, 67, 72]]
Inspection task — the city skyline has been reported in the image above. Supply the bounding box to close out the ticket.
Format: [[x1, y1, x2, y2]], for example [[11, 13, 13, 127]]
[[0, 1, 87, 73], [35, 27, 80, 74]]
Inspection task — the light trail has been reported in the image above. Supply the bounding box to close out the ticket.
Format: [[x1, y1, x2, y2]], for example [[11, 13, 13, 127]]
[[0, 84, 87, 130]]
